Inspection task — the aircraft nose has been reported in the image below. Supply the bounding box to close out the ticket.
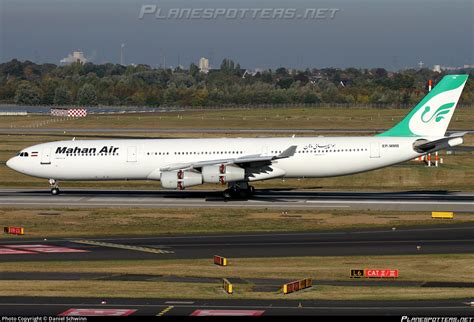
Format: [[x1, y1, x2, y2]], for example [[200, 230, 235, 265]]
[[6, 157, 18, 171]]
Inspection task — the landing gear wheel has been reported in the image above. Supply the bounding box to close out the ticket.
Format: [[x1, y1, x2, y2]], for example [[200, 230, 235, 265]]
[[51, 187, 60, 196], [223, 187, 251, 200], [223, 189, 232, 199], [223, 188, 241, 199], [238, 189, 249, 199], [247, 185, 255, 195], [48, 179, 60, 195]]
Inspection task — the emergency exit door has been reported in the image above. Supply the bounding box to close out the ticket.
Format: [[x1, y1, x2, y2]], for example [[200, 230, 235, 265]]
[[41, 148, 51, 164], [370, 142, 380, 158]]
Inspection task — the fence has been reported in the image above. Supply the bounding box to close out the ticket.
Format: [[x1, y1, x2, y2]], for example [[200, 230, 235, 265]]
[[0, 103, 472, 115]]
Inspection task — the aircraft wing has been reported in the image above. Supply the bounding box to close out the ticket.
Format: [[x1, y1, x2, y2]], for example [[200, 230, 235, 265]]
[[160, 145, 297, 172], [413, 132, 467, 153]]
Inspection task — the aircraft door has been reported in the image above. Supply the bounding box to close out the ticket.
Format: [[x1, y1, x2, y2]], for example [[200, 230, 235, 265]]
[[127, 146, 137, 162], [370, 142, 380, 158], [41, 148, 52, 164]]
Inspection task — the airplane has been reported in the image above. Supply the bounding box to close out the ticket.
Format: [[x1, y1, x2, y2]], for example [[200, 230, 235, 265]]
[[6, 74, 469, 198]]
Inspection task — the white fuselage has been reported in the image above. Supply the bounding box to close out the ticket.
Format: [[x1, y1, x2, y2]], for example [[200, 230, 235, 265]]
[[7, 136, 426, 182]]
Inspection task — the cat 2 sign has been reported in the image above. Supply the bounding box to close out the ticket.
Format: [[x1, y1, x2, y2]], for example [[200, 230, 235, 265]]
[[350, 269, 399, 278], [365, 269, 399, 278]]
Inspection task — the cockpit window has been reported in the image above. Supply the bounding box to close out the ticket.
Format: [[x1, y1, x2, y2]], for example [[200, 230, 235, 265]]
[[18, 152, 29, 157]]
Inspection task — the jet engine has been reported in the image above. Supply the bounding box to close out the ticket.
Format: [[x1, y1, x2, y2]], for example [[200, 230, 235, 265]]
[[202, 164, 245, 184], [160, 170, 202, 190]]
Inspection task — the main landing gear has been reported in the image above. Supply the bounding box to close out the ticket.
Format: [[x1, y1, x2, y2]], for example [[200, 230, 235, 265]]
[[223, 181, 255, 199], [49, 179, 60, 195]]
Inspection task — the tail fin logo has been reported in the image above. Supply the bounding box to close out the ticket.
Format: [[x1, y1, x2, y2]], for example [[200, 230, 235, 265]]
[[378, 75, 467, 137], [420, 103, 455, 123], [408, 84, 464, 137]]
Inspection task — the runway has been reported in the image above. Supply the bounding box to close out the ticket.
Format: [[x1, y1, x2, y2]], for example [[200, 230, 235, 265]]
[[0, 189, 473, 212], [0, 224, 473, 262], [1, 225, 473, 316], [0, 297, 472, 316]]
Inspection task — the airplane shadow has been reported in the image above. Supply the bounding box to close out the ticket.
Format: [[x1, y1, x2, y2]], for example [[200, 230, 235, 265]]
[[10, 188, 471, 202]]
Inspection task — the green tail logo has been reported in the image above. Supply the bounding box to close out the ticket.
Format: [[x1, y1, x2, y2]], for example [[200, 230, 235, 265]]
[[420, 102, 455, 123], [377, 75, 468, 137]]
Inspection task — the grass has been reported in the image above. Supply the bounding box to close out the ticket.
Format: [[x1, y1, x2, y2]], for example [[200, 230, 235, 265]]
[[0, 281, 472, 300], [1, 107, 473, 130], [2, 254, 473, 283], [0, 254, 473, 300], [1, 208, 473, 238]]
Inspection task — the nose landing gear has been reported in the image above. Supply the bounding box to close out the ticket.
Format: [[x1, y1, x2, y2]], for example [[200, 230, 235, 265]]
[[49, 179, 60, 195]]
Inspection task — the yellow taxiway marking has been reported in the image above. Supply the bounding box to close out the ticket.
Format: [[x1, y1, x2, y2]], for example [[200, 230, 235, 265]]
[[72, 239, 174, 254], [157, 306, 174, 316]]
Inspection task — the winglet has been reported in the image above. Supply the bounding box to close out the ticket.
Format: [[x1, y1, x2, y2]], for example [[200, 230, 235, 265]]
[[414, 132, 466, 153], [275, 145, 297, 159]]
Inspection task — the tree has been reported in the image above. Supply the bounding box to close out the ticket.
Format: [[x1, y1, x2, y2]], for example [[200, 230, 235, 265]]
[[373, 68, 387, 79], [163, 83, 179, 105], [276, 77, 294, 89], [77, 83, 97, 105], [54, 85, 72, 105], [40, 80, 57, 104], [192, 88, 208, 106], [189, 63, 199, 78], [294, 72, 309, 84], [1, 59, 24, 78], [14, 82, 42, 105], [303, 92, 321, 104], [2, 59, 473, 107], [276, 67, 288, 76], [220, 58, 239, 74], [220, 58, 228, 72]]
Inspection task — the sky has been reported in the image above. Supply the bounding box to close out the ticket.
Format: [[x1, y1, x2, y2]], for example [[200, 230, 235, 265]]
[[1, 0, 473, 70]]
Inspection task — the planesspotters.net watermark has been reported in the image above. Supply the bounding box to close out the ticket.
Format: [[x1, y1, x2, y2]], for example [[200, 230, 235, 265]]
[[401, 317, 474, 322], [139, 5, 340, 21]]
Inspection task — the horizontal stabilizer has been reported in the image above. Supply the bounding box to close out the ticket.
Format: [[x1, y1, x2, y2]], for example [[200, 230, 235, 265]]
[[413, 132, 466, 153]]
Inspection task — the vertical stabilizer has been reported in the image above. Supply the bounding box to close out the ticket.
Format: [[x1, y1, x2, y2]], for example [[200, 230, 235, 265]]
[[378, 75, 468, 137]]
